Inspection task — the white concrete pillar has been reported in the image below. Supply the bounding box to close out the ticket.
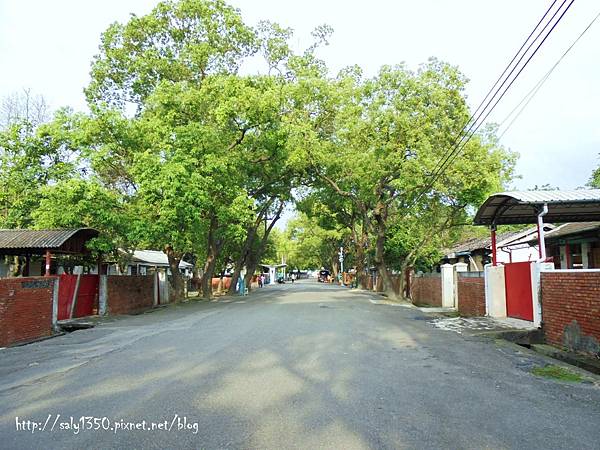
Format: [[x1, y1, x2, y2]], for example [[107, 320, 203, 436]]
[[153, 272, 158, 307], [52, 277, 60, 331], [454, 262, 468, 273], [484, 264, 506, 318], [99, 275, 108, 315], [531, 261, 554, 328], [441, 263, 455, 308]]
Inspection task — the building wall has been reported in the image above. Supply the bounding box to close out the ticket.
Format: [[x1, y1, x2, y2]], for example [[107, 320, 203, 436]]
[[457, 276, 486, 317], [497, 246, 539, 265], [0, 277, 55, 347], [107, 275, 154, 315], [541, 271, 600, 353], [411, 275, 442, 306]]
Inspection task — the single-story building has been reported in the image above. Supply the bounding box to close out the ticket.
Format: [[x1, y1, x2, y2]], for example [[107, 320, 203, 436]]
[[110, 250, 194, 277], [0, 228, 100, 277], [441, 225, 553, 271], [522, 222, 600, 269]]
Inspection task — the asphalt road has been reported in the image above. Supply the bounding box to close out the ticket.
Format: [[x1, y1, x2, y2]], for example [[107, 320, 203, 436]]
[[1, 280, 599, 449]]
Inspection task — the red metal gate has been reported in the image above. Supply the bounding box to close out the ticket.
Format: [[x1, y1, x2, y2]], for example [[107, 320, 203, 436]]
[[504, 262, 533, 321], [57, 274, 99, 320]]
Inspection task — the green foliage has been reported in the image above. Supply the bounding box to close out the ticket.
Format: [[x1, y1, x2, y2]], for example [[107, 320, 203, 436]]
[[0, 110, 79, 228], [273, 213, 343, 270], [33, 178, 132, 256], [86, 0, 258, 108], [0, 0, 520, 300]]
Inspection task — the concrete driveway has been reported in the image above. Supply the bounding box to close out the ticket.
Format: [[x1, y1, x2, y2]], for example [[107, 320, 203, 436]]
[[1, 280, 599, 449]]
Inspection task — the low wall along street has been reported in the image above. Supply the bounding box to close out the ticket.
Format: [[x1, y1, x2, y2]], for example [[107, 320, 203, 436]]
[[106, 275, 155, 315], [457, 275, 486, 317], [541, 271, 600, 354], [411, 274, 442, 307], [0, 277, 56, 347]]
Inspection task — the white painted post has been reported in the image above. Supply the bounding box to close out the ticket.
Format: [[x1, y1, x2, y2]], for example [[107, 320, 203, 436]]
[[485, 265, 507, 318], [531, 261, 555, 328], [99, 275, 108, 315], [441, 264, 455, 308], [153, 272, 159, 306], [52, 277, 60, 331]]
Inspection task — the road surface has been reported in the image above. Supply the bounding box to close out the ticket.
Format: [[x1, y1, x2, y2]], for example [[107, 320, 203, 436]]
[[1, 280, 599, 449]]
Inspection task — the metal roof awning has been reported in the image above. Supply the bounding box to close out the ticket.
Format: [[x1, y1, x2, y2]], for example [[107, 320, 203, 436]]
[[474, 190, 600, 225], [0, 228, 99, 255]]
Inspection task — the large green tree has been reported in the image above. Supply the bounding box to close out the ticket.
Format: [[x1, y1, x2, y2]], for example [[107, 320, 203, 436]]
[[298, 61, 515, 299]]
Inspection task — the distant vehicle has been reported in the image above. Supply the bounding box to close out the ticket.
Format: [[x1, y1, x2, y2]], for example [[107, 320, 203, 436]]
[[277, 276, 285, 284], [318, 270, 330, 283]]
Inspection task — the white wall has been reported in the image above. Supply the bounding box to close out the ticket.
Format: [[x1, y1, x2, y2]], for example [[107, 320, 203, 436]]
[[497, 245, 539, 264]]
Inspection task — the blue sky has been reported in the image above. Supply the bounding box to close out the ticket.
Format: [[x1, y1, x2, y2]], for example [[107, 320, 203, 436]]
[[1, 0, 598, 192]]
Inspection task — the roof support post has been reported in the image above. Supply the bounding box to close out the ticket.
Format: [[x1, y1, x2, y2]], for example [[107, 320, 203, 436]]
[[44, 249, 52, 277], [24, 254, 30, 277], [537, 203, 548, 260], [491, 225, 498, 267]]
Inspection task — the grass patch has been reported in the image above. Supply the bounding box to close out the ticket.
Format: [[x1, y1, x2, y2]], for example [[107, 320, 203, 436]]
[[531, 365, 583, 382]]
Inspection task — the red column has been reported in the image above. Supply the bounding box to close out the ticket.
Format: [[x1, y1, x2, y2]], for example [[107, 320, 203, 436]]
[[491, 226, 497, 266], [44, 250, 52, 276]]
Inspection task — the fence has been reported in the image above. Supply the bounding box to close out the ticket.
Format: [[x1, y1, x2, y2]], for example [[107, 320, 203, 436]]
[[411, 273, 442, 307], [457, 272, 485, 317], [0, 277, 57, 347], [541, 270, 600, 354], [104, 275, 156, 315]]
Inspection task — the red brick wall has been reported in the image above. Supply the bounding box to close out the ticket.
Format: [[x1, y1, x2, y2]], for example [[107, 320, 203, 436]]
[[107, 275, 154, 315], [411, 276, 442, 306], [457, 276, 486, 317], [212, 277, 232, 290], [541, 272, 600, 348], [0, 277, 55, 347]]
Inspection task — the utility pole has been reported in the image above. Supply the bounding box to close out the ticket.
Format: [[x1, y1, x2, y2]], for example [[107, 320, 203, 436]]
[[339, 246, 344, 285]]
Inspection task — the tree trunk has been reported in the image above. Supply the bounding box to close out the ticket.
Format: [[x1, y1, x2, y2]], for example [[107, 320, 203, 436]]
[[331, 257, 339, 281], [200, 214, 220, 300], [227, 225, 257, 295], [352, 224, 369, 289], [165, 246, 184, 302], [243, 200, 284, 290], [373, 205, 397, 300]]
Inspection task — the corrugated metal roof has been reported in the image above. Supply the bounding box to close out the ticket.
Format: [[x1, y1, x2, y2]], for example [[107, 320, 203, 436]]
[[132, 250, 192, 268], [0, 228, 97, 250], [492, 190, 600, 203], [445, 227, 538, 255], [522, 222, 600, 243], [474, 190, 600, 225]]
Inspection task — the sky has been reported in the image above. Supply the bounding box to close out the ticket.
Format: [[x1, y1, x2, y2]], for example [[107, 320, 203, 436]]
[[1, 0, 599, 196]]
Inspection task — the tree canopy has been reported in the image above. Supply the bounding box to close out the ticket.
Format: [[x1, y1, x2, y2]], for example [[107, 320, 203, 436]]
[[0, 0, 516, 301]]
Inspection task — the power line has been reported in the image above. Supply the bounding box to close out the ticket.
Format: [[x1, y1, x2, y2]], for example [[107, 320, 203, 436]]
[[426, 0, 573, 190], [499, 9, 600, 139], [424, 0, 563, 183], [436, 0, 575, 175], [411, 0, 575, 204]]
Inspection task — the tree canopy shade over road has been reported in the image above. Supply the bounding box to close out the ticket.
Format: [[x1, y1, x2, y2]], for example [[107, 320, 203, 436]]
[[0, 0, 515, 300]]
